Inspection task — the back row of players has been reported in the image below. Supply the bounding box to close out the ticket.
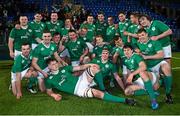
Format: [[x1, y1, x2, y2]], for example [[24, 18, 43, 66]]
[[8, 11, 173, 110]]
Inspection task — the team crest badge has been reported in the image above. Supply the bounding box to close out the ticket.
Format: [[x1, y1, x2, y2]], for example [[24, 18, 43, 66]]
[[51, 47, 54, 51], [105, 64, 109, 68], [49, 76, 53, 79], [152, 27, 156, 31], [148, 44, 152, 48], [61, 70, 65, 73], [77, 41, 80, 44], [41, 47, 44, 51], [22, 60, 24, 63]]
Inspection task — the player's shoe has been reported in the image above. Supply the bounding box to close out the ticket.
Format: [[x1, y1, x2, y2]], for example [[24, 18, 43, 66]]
[[151, 99, 159, 110], [27, 87, 37, 94], [125, 98, 136, 106], [165, 94, 173, 104]]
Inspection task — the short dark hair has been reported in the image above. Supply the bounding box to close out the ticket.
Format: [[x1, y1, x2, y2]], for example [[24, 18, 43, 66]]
[[43, 30, 51, 34], [139, 14, 152, 21], [123, 44, 133, 50], [130, 12, 139, 18], [118, 11, 126, 15], [53, 32, 60, 37], [46, 58, 57, 65], [34, 11, 42, 15], [97, 11, 105, 16], [68, 29, 76, 33], [137, 28, 147, 34], [113, 35, 122, 41], [21, 42, 31, 47]]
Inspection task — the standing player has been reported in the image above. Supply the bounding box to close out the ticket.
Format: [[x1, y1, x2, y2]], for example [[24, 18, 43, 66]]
[[29, 12, 46, 49], [116, 11, 131, 44], [95, 11, 108, 39], [80, 15, 96, 43], [45, 58, 136, 106], [123, 12, 140, 47], [123, 45, 159, 110], [32, 30, 66, 92], [139, 14, 173, 65], [136, 29, 173, 104], [106, 16, 116, 44], [11, 43, 37, 99], [45, 12, 64, 36], [8, 15, 34, 58]]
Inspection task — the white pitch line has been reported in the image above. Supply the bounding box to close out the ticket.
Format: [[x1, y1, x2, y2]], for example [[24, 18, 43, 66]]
[[172, 57, 180, 60], [172, 67, 180, 70]]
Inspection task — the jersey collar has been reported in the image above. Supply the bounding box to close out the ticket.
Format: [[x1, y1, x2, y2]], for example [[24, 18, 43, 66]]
[[42, 42, 50, 48], [51, 70, 59, 75]]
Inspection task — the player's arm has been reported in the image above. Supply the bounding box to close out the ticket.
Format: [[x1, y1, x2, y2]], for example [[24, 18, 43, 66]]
[[113, 72, 125, 91], [73, 64, 98, 72], [32, 57, 48, 78], [112, 52, 119, 64], [127, 61, 146, 84], [46, 89, 62, 101], [143, 50, 164, 60], [54, 52, 67, 66], [80, 47, 89, 63], [8, 37, 14, 58], [152, 29, 172, 40]]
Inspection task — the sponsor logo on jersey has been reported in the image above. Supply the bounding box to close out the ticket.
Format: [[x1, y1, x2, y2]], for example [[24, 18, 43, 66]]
[[105, 64, 109, 68], [41, 47, 44, 51]]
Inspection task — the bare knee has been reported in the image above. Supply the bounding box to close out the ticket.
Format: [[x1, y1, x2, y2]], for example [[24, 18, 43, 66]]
[[125, 87, 134, 96], [161, 63, 171, 76], [92, 89, 104, 99], [139, 71, 149, 81]]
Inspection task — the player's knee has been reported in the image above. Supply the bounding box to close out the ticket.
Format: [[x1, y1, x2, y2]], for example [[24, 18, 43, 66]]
[[125, 87, 134, 96], [91, 89, 103, 98], [161, 63, 171, 75], [90, 64, 100, 74], [139, 71, 148, 81]]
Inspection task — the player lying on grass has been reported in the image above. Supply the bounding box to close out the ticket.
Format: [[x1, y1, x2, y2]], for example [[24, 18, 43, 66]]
[[122, 45, 159, 110], [44, 58, 136, 106], [11, 43, 38, 99]]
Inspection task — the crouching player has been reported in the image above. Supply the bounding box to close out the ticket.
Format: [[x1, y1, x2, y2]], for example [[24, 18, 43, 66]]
[[123, 45, 159, 110], [44, 58, 136, 106], [11, 43, 37, 99], [136, 28, 173, 104]]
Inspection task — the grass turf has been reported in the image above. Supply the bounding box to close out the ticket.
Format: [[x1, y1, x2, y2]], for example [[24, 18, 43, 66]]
[[0, 53, 180, 115]]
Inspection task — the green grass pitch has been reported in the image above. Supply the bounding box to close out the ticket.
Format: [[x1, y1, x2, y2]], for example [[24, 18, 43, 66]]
[[0, 53, 180, 115]]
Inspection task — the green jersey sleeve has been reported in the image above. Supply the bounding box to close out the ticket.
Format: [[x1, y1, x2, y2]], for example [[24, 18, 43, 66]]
[[9, 28, 16, 39], [155, 20, 170, 32]]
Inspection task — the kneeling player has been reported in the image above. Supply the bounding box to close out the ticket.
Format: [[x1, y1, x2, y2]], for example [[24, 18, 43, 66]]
[[11, 43, 37, 99], [123, 45, 159, 110], [45, 58, 136, 106]]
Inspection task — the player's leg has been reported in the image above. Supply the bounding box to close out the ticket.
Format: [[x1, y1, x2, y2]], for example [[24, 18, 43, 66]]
[[91, 88, 136, 106], [160, 61, 173, 104], [139, 71, 159, 109], [11, 72, 17, 96]]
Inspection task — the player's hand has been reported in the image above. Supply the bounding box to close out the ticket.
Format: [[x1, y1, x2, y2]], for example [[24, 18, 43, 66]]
[[126, 74, 134, 84], [10, 51, 15, 58], [79, 56, 84, 63], [16, 92, 22, 99], [123, 31, 128, 36], [53, 94, 62, 101], [142, 55, 148, 60], [42, 71, 48, 78], [150, 36, 158, 41], [15, 24, 21, 29]]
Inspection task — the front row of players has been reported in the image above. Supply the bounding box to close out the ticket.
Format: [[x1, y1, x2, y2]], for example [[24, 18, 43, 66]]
[[10, 29, 173, 110]]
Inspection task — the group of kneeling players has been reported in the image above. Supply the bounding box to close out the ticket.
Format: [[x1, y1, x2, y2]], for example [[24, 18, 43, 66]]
[[8, 11, 173, 110]]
